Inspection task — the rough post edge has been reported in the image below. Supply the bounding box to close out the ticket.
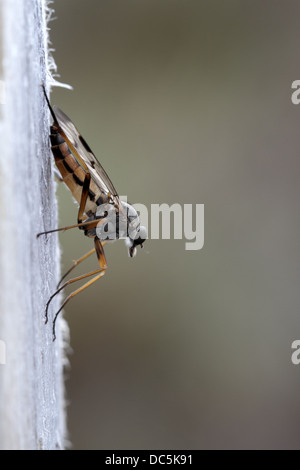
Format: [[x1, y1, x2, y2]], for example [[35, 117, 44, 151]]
[[0, 0, 69, 450]]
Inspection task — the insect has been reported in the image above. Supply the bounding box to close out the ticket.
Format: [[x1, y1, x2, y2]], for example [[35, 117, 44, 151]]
[[38, 86, 147, 341]]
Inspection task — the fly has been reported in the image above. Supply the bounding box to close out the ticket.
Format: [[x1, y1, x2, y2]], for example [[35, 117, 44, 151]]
[[38, 86, 147, 341]]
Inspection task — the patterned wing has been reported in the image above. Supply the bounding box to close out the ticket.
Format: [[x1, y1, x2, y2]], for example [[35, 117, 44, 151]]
[[53, 105, 120, 206]]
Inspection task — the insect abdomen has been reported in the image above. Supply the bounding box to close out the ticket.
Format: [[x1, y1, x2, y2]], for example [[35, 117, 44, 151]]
[[50, 126, 108, 216]]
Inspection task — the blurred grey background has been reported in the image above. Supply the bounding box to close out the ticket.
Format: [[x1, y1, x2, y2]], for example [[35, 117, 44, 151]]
[[50, 0, 300, 449]]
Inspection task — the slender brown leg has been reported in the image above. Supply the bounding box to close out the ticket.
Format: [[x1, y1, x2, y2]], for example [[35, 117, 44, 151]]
[[57, 241, 108, 289], [36, 217, 107, 238], [50, 237, 107, 341], [52, 167, 93, 290], [51, 270, 106, 341], [37, 166, 104, 238], [77, 173, 91, 224], [57, 248, 96, 289], [94, 237, 108, 270], [45, 265, 105, 326]]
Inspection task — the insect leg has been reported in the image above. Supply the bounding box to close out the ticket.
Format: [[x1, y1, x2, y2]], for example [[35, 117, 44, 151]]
[[77, 172, 91, 224], [45, 265, 106, 326], [57, 241, 108, 289], [36, 217, 107, 237], [57, 248, 96, 289], [94, 236, 108, 270], [50, 237, 107, 341], [51, 270, 105, 341]]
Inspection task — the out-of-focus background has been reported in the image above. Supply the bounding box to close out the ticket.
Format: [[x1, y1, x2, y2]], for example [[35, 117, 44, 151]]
[[50, 0, 300, 449]]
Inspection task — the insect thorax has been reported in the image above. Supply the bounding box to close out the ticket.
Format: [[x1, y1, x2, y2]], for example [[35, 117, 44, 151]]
[[90, 201, 140, 242]]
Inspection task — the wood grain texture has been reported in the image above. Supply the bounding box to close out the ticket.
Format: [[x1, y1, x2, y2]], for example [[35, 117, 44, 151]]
[[0, 0, 68, 450]]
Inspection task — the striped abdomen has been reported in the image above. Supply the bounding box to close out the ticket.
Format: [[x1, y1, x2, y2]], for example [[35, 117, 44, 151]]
[[50, 126, 108, 217]]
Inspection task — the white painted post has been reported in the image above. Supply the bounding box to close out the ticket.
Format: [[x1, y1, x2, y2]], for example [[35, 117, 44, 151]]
[[0, 0, 68, 450]]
